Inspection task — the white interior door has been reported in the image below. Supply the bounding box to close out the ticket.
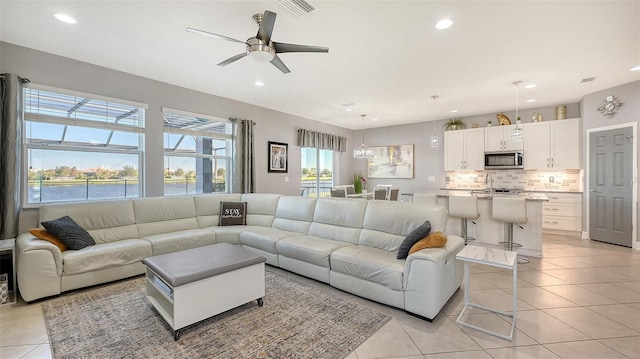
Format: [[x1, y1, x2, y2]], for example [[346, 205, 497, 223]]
[[589, 126, 634, 247]]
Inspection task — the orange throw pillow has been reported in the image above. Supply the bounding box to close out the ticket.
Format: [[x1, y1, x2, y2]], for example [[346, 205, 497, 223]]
[[29, 228, 68, 252], [408, 231, 447, 255]]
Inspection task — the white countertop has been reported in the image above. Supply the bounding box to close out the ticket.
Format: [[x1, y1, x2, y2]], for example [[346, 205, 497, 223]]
[[436, 190, 549, 201]]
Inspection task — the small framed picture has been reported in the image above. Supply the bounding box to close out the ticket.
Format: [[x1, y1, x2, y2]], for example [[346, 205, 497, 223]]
[[268, 141, 288, 173]]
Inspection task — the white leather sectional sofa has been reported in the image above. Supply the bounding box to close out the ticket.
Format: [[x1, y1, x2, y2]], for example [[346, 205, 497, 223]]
[[16, 193, 464, 320]]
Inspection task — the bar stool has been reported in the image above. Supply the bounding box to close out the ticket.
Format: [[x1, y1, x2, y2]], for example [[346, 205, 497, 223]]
[[492, 196, 529, 263], [448, 195, 479, 245]]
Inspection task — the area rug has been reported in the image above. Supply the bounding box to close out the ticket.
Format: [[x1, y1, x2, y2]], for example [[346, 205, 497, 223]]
[[42, 271, 390, 358]]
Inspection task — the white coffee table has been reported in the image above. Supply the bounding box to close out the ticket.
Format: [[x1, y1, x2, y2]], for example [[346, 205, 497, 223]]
[[142, 243, 266, 340], [455, 245, 517, 341]]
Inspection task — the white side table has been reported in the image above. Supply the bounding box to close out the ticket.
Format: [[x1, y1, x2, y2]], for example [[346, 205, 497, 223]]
[[455, 245, 517, 341], [0, 238, 17, 305]]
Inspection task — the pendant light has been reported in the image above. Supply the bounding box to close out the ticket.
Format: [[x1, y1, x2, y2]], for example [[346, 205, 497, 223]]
[[353, 114, 374, 159], [511, 81, 523, 141], [430, 95, 440, 148]]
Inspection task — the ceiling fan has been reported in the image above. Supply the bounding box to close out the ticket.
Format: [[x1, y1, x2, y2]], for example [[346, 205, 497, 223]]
[[186, 10, 329, 74]]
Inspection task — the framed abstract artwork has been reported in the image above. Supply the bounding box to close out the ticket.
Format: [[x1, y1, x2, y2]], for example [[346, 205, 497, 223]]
[[268, 141, 288, 173], [367, 144, 414, 178]]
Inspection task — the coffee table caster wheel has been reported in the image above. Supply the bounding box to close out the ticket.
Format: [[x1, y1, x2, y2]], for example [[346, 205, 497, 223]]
[[174, 330, 180, 341], [257, 298, 264, 307]]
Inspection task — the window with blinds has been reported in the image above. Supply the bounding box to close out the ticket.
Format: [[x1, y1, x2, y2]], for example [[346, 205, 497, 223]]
[[23, 85, 146, 204], [162, 108, 232, 195]]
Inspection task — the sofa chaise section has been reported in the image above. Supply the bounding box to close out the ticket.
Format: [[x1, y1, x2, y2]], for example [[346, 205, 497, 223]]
[[330, 200, 464, 319], [239, 195, 317, 266], [134, 196, 215, 255], [17, 199, 149, 302], [275, 198, 367, 283]]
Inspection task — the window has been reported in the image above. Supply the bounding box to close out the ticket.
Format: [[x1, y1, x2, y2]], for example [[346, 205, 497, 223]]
[[301, 148, 334, 197], [24, 85, 145, 204], [163, 108, 232, 195]]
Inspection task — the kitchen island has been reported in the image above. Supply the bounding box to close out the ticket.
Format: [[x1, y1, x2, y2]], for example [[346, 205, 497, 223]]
[[434, 190, 548, 257]]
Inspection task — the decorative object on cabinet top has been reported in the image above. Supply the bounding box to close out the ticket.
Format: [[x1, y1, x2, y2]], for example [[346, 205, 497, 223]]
[[496, 113, 511, 125], [443, 118, 466, 131], [597, 95, 623, 118]]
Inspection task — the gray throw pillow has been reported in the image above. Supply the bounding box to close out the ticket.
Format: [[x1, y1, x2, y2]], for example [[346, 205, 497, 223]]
[[397, 221, 431, 259], [41, 216, 95, 250], [219, 201, 248, 226]]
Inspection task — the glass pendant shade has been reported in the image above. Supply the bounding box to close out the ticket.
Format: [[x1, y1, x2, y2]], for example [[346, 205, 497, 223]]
[[430, 95, 440, 148], [510, 81, 523, 142], [354, 114, 374, 159], [430, 134, 440, 147]]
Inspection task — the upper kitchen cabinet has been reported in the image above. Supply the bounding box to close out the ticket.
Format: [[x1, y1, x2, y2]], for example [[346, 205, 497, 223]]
[[524, 118, 581, 170], [444, 128, 485, 171], [485, 124, 524, 152]]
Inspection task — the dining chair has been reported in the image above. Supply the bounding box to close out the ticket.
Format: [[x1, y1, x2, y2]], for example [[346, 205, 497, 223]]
[[330, 188, 346, 198], [374, 189, 387, 200], [388, 188, 400, 201]]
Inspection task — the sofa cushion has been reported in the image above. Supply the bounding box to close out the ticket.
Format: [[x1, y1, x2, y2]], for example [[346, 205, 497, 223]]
[[41, 216, 95, 250], [330, 245, 405, 291], [38, 199, 138, 244], [239, 227, 301, 254], [194, 193, 243, 228], [409, 231, 447, 255], [62, 239, 152, 275], [276, 236, 352, 268], [141, 228, 216, 255], [397, 221, 431, 259], [308, 198, 367, 244], [240, 193, 281, 226], [272, 196, 316, 234], [29, 228, 67, 252], [219, 201, 247, 226], [134, 196, 198, 237]]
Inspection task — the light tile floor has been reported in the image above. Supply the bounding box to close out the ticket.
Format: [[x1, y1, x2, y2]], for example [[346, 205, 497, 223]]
[[1, 233, 640, 358]]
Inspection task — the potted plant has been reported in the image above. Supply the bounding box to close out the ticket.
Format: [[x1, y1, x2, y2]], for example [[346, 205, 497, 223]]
[[353, 172, 366, 194], [443, 118, 466, 131], [487, 120, 493, 127]]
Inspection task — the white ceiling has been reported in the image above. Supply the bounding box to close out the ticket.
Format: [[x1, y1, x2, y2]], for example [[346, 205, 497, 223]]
[[1, 1, 639, 130]]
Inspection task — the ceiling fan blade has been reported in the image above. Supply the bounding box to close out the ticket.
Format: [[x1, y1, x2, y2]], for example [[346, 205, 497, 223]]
[[273, 42, 329, 53], [218, 53, 247, 67], [270, 55, 291, 74], [185, 27, 246, 44], [256, 10, 277, 44]]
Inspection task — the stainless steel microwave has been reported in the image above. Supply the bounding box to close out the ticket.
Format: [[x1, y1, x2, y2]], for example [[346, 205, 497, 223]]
[[484, 151, 523, 169]]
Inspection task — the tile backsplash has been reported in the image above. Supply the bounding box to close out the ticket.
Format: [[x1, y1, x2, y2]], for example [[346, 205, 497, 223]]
[[445, 169, 583, 192]]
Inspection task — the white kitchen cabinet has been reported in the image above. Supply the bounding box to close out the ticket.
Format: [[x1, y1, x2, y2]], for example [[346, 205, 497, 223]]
[[541, 192, 582, 232], [444, 128, 485, 171], [524, 118, 580, 170], [485, 124, 524, 152]]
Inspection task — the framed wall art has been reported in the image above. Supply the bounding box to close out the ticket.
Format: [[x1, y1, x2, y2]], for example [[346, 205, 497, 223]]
[[268, 141, 288, 173], [367, 144, 414, 178]]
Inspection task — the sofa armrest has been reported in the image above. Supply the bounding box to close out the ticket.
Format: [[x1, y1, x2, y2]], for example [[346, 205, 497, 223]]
[[402, 235, 464, 320], [16, 233, 64, 301]]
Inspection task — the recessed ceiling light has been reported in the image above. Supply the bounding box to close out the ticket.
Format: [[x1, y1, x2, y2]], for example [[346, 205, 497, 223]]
[[526, 99, 537, 103], [54, 13, 77, 24], [371, 118, 379, 121], [435, 19, 453, 30], [525, 84, 536, 89], [254, 81, 265, 86], [631, 65, 640, 72], [450, 110, 458, 113], [345, 108, 353, 112]]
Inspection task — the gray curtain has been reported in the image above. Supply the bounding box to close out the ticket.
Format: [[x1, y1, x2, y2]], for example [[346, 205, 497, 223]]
[[230, 118, 255, 193], [0, 74, 29, 239], [297, 128, 346, 152]]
